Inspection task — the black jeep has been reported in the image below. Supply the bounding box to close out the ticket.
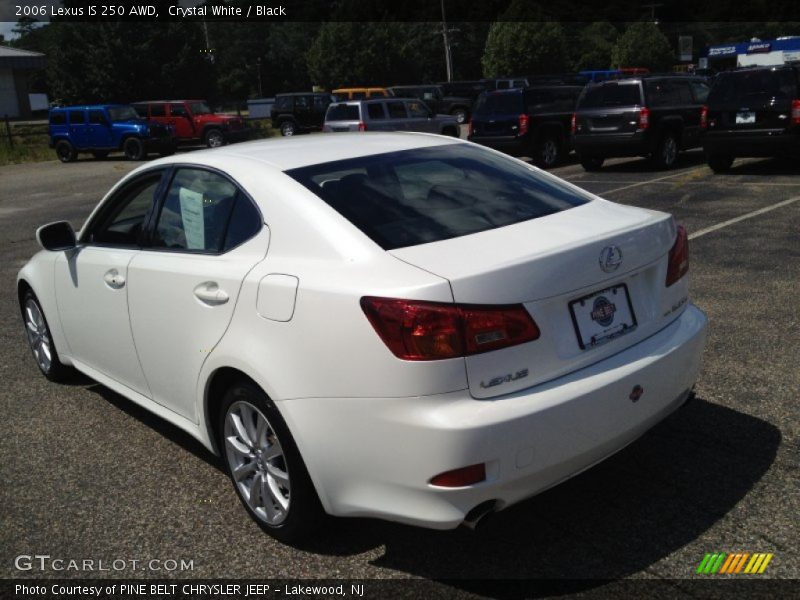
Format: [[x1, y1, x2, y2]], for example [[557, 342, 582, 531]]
[[387, 85, 473, 124]]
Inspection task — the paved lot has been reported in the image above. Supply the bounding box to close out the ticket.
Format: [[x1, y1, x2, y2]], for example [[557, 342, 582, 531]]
[[1, 145, 798, 595]]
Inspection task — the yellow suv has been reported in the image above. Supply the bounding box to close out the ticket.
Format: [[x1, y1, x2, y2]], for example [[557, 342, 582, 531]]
[[332, 87, 389, 101]]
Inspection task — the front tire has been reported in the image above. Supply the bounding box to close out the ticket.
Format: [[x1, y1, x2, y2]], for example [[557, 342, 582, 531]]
[[205, 128, 224, 148], [55, 140, 77, 163], [580, 156, 605, 171], [707, 154, 734, 173], [219, 380, 324, 543], [21, 290, 73, 382], [123, 137, 146, 161]]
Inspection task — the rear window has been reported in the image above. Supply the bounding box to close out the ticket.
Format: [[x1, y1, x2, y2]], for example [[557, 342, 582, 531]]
[[286, 144, 590, 250], [578, 82, 642, 108], [474, 92, 524, 115], [326, 104, 360, 121], [709, 69, 798, 104]]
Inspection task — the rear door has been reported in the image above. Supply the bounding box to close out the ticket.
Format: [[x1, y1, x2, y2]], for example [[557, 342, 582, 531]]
[[576, 81, 644, 135], [386, 100, 411, 130], [148, 102, 170, 130], [365, 102, 392, 131], [68, 109, 89, 148], [127, 167, 269, 421], [168, 102, 195, 138], [87, 109, 113, 148]]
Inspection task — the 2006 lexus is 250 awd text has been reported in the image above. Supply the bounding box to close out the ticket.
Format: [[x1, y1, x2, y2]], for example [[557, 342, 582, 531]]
[[18, 133, 707, 541]]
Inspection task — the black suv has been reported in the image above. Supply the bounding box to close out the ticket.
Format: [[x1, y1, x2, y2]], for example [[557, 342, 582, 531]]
[[271, 92, 334, 136], [703, 65, 800, 172], [387, 85, 473, 124], [573, 76, 710, 170], [468, 86, 583, 168]]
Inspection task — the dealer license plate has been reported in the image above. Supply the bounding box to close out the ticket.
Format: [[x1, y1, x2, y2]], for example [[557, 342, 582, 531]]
[[569, 284, 637, 349], [735, 111, 756, 124]]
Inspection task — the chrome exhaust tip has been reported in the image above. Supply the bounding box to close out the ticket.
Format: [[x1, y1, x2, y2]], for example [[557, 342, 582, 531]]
[[462, 500, 497, 531]]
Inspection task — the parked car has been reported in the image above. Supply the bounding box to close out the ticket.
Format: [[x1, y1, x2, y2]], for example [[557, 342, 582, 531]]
[[494, 77, 530, 90], [387, 85, 472, 124], [703, 64, 800, 172], [271, 92, 334, 136], [132, 100, 250, 148], [572, 75, 710, 170], [19, 133, 706, 542], [468, 86, 583, 168], [322, 98, 460, 136], [48, 104, 176, 163], [437, 80, 495, 101], [332, 87, 389, 101]]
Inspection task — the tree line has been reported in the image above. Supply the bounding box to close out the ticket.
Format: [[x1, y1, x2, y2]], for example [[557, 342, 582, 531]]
[[8, 0, 800, 106]]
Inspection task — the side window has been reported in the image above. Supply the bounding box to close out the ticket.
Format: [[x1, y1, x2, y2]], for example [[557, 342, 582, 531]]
[[88, 173, 163, 246], [170, 103, 188, 117], [68, 110, 85, 125], [313, 95, 329, 111], [223, 194, 262, 251], [387, 101, 407, 119], [88, 110, 106, 125], [295, 96, 311, 110], [275, 96, 293, 111], [49, 112, 66, 125], [131, 104, 148, 118], [691, 81, 710, 103], [152, 169, 240, 253], [407, 101, 430, 118], [367, 103, 386, 119], [150, 104, 166, 117]]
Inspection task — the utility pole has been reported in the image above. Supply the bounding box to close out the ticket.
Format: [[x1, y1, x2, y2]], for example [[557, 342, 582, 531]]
[[440, 0, 453, 82]]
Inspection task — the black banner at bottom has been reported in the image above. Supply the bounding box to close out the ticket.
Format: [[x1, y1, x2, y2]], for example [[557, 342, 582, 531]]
[[4, 578, 796, 600]]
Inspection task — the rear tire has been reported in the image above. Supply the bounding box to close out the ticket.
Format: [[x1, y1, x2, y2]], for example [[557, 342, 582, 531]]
[[707, 154, 734, 173], [55, 140, 77, 163], [580, 156, 605, 171], [219, 380, 325, 543], [534, 133, 562, 169], [279, 121, 296, 137], [123, 137, 146, 161], [451, 108, 468, 125], [21, 289, 73, 382], [653, 132, 679, 169]]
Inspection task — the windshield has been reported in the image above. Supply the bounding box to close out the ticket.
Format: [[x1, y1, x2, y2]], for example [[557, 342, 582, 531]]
[[286, 144, 591, 250], [579, 82, 642, 108], [473, 92, 524, 115], [709, 69, 797, 104], [189, 101, 213, 115], [107, 106, 140, 121]]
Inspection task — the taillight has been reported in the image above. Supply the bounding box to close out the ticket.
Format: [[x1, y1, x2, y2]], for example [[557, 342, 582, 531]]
[[666, 225, 689, 287], [700, 105, 708, 130], [358, 121, 367, 131], [430, 463, 486, 487], [571, 112, 577, 134], [638, 107, 650, 130], [468, 120, 474, 137], [360, 297, 540, 361], [792, 99, 800, 125], [518, 114, 529, 136]]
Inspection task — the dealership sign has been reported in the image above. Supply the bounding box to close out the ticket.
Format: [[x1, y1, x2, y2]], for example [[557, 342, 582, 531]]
[[746, 42, 772, 54]]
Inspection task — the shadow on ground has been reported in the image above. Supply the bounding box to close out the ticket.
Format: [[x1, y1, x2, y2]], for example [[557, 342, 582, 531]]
[[85, 383, 779, 598]]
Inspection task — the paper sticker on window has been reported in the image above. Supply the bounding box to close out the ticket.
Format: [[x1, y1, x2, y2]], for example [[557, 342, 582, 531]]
[[179, 187, 205, 249]]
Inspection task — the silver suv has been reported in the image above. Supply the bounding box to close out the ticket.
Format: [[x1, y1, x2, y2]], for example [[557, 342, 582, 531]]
[[323, 98, 460, 136]]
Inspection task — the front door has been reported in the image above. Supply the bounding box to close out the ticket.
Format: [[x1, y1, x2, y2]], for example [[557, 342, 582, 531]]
[[54, 170, 166, 396], [168, 103, 195, 139]]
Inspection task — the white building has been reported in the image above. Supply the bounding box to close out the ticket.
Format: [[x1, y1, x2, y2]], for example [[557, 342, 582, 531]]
[[0, 45, 47, 118]]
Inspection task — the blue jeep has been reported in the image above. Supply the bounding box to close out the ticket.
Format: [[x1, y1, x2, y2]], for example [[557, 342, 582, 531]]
[[48, 104, 177, 162]]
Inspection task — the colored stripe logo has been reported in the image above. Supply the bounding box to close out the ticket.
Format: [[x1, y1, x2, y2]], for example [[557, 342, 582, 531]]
[[697, 552, 773, 574]]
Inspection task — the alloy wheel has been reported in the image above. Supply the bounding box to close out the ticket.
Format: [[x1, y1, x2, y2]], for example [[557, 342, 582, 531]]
[[223, 401, 291, 526], [207, 130, 224, 148], [24, 298, 52, 373], [541, 139, 558, 167], [662, 136, 677, 166]]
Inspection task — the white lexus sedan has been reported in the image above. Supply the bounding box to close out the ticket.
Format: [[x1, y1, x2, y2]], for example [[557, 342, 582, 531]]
[[18, 133, 707, 542]]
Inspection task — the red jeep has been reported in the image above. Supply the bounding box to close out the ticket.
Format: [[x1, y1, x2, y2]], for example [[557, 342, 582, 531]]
[[132, 100, 250, 148]]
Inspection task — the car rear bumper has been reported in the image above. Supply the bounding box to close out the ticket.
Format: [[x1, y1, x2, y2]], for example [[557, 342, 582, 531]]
[[278, 304, 708, 529], [468, 134, 527, 153], [574, 131, 650, 157], [703, 130, 800, 157]]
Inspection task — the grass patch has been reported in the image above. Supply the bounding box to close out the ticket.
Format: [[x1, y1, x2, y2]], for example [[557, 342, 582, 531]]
[[0, 121, 54, 166]]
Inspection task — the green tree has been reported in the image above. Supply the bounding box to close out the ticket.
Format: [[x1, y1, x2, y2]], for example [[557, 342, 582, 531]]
[[611, 22, 674, 71], [573, 22, 619, 71], [482, 20, 568, 77]]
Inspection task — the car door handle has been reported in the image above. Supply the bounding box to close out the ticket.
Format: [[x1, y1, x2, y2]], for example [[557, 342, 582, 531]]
[[103, 269, 125, 289], [193, 281, 229, 306]]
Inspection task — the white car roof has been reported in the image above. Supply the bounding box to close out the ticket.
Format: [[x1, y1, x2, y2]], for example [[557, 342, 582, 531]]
[[162, 132, 463, 172]]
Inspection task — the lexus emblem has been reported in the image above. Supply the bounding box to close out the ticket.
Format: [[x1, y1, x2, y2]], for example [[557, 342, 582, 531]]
[[599, 246, 623, 273]]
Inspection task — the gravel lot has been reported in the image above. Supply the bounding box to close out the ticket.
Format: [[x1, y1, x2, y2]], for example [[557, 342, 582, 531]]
[[1, 143, 798, 596]]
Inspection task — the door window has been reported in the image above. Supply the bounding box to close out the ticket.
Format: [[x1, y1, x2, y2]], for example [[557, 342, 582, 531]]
[[387, 102, 408, 119], [68, 110, 85, 124], [690, 81, 710, 103], [152, 168, 259, 253], [88, 110, 107, 125], [86, 172, 164, 246], [406, 101, 430, 118], [150, 104, 166, 117], [169, 103, 188, 117], [367, 103, 387, 119], [275, 96, 293, 111]]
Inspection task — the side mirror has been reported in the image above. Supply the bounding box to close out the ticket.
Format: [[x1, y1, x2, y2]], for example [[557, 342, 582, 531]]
[[36, 221, 76, 251]]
